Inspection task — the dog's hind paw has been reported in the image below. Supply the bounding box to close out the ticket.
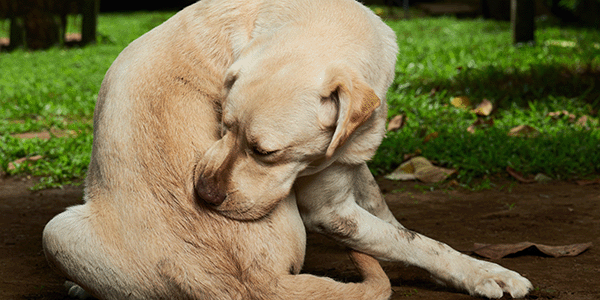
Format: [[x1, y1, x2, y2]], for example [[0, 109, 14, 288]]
[[465, 261, 533, 299], [64, 281, 95, 300]]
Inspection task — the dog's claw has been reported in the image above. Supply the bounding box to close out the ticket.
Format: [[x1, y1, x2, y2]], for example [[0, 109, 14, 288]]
[[65, 281, 94, 300]]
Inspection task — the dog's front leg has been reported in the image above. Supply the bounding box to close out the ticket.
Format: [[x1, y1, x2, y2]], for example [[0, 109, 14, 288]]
[[295, 163, 532, 299]]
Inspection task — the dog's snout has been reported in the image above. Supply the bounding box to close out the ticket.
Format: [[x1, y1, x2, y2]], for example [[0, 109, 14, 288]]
[[196, 176, 226, 206]]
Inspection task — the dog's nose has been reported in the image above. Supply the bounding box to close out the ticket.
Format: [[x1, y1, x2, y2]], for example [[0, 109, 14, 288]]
[[195, 177, 226, 206]]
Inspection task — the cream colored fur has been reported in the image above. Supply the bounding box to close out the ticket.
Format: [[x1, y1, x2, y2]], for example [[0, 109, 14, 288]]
[[43, 0, 532, 299], [43, 1, 392, 299]]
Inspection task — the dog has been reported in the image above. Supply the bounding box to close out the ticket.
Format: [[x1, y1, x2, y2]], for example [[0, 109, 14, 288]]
[[42, 0, 393, 299], [43, 0, 533, 299]]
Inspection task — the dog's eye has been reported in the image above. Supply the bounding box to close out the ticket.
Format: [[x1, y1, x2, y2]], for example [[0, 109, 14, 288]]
[[251, 145, 278, 156]]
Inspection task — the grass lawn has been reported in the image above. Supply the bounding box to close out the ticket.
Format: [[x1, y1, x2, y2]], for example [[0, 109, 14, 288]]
[[0, 10, 599, 189]]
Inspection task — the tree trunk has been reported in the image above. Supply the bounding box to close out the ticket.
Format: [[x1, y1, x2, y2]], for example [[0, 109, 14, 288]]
[[24, 8, 62, 50], [511, 0, 535, 44], [81, 0, 100, 45]]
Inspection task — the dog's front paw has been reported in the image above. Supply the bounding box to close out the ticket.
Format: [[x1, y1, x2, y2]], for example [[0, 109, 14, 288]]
[[464, 260, 533, 299]]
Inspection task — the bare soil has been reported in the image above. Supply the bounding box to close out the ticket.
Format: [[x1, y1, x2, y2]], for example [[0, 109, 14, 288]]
[[1, 176, 598, 300]]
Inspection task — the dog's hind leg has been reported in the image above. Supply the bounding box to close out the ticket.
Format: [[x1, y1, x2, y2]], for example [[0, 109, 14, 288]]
[[43, 204, 127, 300], [276, 251, 391, 300]]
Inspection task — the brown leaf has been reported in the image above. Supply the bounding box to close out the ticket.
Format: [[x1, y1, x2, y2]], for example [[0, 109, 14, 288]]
[[576, 115, 589, 127], [385, 156, 456, 183], [466, 125, 476, 134], [415, 164, 456, 183], [423, 131, 439, 143], [429, 87, 439, 97], [471, 99, 493, 116], [534, 173, 552, 183], [467, 118, 494, 134], [508, 125, 539, 137], [547, 110, 576, 122], [410, 157, 456, 183], [450, 96, 471, 109], [506, 166, 535, 183], [11, 132, 52, 140], [11, 129, 75, 140], [473, 242, 593, 260], [403, 149, 422, 161], [8, 155, 44, 171], [387, 114, 406, 132], [576, 178, 600, 186], [384, 160, 417, 181]]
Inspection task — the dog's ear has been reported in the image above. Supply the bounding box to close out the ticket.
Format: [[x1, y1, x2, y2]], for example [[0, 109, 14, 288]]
[[320, 66, 381, 159]]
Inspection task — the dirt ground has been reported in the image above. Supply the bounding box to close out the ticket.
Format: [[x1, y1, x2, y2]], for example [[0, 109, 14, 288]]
[[1, 176, 598, 300]]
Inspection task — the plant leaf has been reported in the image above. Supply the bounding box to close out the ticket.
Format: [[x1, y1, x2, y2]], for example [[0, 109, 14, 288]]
[[506, 166, 535, 183], [473, 242, 592, 260], [508, 125, 539, 137], [450, 96, 471, 109], [467, 118, 494, 134], [385, 160, 417, 181], [471, 99, 493, 116], [423, 131, 439, 143], [8, 155, 44, 171], [387, 114, 407, 132], [386, 157, 455, 183]]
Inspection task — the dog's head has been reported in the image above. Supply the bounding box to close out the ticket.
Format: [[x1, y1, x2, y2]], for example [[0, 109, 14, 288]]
[[194, 40, 387, 220]]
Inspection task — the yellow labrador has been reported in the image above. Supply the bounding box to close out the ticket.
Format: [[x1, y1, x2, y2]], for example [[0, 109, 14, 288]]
[[42, 0, 391, 299], [43, 0, 532, 299]]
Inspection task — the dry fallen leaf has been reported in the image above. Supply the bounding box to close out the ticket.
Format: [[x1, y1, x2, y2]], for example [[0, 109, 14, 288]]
[[467, 118, 494, 134], [11, 129, 76, 140], [508, 125, 539, 137], [385, 157, 456, 183], [544, 40, 577, 48], [471, 99, 493, 116], [473, 242, 592, 260], [576, 179, 600, 186], [403, 149, 422, 161], [423, 131, 439, 143], [576, 115, 589, 127], [8, 155, 44, 171], [387, 114, 406, 132], [547, 110, 576, 122], [372, 7, 385, 16], [506, 166, 535, 183], [429, 87, 439, 97], [534, 173, 552, 183], [450, 96, 471, 109], [384, 160, 417, 181], [11, 132, 52, 140]]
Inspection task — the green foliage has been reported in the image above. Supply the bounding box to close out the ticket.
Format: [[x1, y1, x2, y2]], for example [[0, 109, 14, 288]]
[[370, 17, 600, 183], [0, 13, 599, 188], [0, 12, 176, 188]]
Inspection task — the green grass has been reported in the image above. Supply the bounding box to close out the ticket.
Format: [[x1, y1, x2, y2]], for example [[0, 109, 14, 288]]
[[0, 12, 176, 188], [370, 16, 600, 183], [0, 11, 599, 188]]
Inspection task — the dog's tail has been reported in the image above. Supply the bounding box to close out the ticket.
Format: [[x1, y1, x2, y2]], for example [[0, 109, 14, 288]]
[[276, 250, 391, 300], [348, 250, 390, 286]]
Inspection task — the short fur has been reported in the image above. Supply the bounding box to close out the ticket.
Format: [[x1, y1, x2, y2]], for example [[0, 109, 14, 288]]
[[43, 0, 532, 299]]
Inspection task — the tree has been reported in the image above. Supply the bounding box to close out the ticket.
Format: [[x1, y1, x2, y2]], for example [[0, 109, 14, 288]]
[[511, 0, 535, 44]]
